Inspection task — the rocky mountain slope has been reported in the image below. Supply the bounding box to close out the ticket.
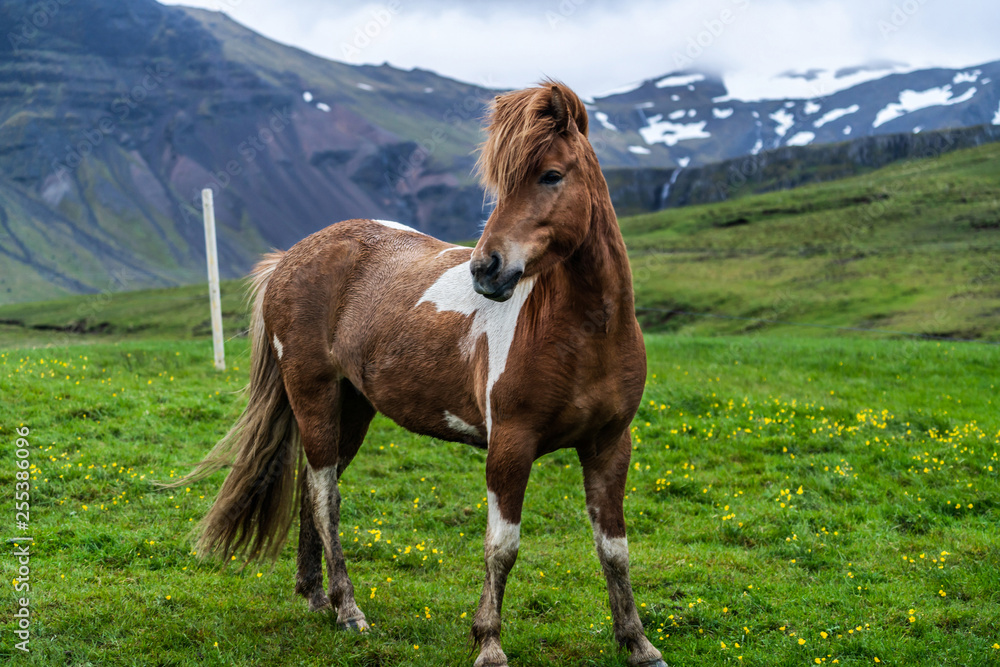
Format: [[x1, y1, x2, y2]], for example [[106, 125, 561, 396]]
[[0, 0, 494, 302]]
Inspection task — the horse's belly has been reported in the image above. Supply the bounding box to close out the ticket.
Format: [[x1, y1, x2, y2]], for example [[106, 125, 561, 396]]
[[361, 365, 488, 447]]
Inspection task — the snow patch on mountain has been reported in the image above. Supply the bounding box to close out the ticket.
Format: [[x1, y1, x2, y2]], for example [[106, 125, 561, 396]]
[[316, 102, 330, 112], [639, 116, 711, 147], [302, 91, 313, 102], [770, 109, 794, 137], [595, 112, 618, 132], [994, 102, 1000, 125], [721, 63, 914, 102], [598, 81, 643, 97], [677, 156, 691, 168], [803, 101, 821, 115], [669, 109, 687, 120], [953, 70, 981, 85], [656, 73, 705, 88], [873, 86, 977, 128], [786, 131, 815, 146], [628, 145, 651, 154], [356, 83, 374, 91], [712, 108, 734, 119], [814, 104, 860, 128]]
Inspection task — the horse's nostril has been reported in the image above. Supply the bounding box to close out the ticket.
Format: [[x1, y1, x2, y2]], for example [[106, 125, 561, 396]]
[[486, 252, 501, 278]]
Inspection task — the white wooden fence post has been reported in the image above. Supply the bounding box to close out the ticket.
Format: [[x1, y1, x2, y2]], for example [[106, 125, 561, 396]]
[[202, 188, 226, 371]]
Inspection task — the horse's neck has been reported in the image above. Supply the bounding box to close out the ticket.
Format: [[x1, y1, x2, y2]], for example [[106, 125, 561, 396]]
[[555, 192, 635, 332]]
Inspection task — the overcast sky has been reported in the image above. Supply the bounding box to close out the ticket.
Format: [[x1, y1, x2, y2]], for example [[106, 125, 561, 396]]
[[161, 0, 1000, 100]]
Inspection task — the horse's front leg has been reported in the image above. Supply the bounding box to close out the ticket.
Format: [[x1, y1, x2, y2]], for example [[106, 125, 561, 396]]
[[580, 429, 665, 667], [471, 432, 534, 667]]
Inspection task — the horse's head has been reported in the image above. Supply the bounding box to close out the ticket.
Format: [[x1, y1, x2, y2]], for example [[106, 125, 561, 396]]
[[471, 82, 595, 301]]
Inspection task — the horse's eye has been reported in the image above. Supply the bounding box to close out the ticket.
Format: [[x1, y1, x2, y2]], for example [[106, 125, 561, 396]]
[[539, 170, 563, 186]]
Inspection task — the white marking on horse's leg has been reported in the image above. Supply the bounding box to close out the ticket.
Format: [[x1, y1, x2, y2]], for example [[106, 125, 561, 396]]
[[472, 489, 521, 667], [444, 411, 483, 438], [416, 260, 537, 439], [307, 465, 337, 554], [272, 334, 284, 360], [307, 464, 368, 629], [586, 506, 663, 666], [588, 505, 631, 567], [487, 489, 520, 555], [371, 218, 425, 235]]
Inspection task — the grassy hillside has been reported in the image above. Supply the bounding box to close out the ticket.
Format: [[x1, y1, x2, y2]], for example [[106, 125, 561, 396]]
[[1, 335, 997, 665], [0, 280, 250, 349], [625, 141, 1000, 340]]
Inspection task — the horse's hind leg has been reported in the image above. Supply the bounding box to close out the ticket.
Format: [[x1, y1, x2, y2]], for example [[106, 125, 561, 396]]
[[286, 363, 375, 629], [295, 484, 331, 612], [324, 382, 375, 629], [579, 430, 665, 667]]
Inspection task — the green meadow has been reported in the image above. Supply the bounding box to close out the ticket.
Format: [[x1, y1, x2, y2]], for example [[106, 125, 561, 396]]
[[1, 333, 998, 665], [2, 143, 1000, 665]]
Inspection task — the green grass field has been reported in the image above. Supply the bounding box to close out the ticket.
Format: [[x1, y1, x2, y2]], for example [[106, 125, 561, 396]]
[[2, 333, 998, 665], [2, 142, 999, 665]]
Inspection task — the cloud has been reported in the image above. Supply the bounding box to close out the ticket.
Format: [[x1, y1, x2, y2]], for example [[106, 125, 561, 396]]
[[161, 0, 1000, 99]]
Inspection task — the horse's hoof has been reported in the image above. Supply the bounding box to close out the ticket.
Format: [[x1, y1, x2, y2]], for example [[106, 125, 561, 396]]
[[308, 595, 332, 613], [338, 616, 370, 633]]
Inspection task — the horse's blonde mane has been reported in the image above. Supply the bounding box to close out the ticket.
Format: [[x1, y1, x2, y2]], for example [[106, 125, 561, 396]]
[[476, 79, 589, 200]]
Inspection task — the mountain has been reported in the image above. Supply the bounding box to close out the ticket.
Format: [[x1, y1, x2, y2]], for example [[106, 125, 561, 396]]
[[0, 0, 495, 302], [604, 123, 1000, 216], [587, 64, 1000, 169], [1, 0, 998, 306]]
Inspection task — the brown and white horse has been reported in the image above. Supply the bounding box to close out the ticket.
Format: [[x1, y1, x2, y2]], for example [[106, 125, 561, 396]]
[[178, 81, 665, 667]]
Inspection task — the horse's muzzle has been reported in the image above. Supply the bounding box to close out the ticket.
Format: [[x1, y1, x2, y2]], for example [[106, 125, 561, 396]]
[[471, 251, 523, 302]]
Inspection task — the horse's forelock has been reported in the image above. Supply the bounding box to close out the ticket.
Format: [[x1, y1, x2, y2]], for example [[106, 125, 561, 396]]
[[476, 80, 587, 200]]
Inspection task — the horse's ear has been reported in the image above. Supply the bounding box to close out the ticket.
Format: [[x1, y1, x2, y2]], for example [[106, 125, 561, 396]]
[[549, 85, 589, 137]]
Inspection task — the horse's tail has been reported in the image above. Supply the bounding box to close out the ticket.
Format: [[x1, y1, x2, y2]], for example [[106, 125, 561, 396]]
[[165, 251, 301, 563]]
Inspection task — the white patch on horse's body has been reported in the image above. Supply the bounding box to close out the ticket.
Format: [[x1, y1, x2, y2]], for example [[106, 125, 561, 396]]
[[416, 260, 536, 438], [444, 411, 483, 438], [486, 489, 520, 554], [436, 246, 470, 258], [307, 465, 338, 550], [273, 334, 284, 360], [371, 219, 425, 235]]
